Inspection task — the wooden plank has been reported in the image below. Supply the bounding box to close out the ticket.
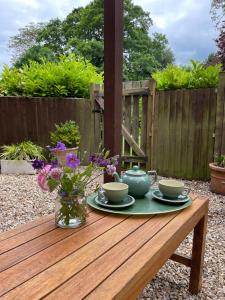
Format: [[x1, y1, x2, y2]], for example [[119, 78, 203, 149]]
[[147, 80, 156, 170], [141, 95, 147, 152], [86, 196, 208, 300], [45, 213, 179, 299], [132, 96, 139, 144], [151, 92, 159, 170], [122, 87, 150, 96], [174, 90, 183, 178], [170, 253, 192, 267], [1, 216, 150, 299], [124, 95, 132, 156], [121, 156, 147, 162], [0, 220, 56, 255], [0, 212, 103, 273], [180, 90, 190, 179], [122, 125, 145, 157], [214, 72, 225, 154], [0, 214, 125, 297], [0, 214, 54, 241], [207, 89, 217, 177]]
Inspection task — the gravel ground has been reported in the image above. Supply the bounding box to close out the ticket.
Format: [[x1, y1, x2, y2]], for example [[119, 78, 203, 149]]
[[0, 174, 224, 299]]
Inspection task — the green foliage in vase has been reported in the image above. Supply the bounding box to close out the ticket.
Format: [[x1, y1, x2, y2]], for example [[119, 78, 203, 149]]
[[152, 60, 221, 90], [214, 153, 225, 167], [0, 141, 44, 160], [50, 120, 81, 148], [0, 54, 103, 98], [8, 0, 174, 80]]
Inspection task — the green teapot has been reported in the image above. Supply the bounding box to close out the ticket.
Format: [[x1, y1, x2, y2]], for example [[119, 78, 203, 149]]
[[113, 165, 157, 198]]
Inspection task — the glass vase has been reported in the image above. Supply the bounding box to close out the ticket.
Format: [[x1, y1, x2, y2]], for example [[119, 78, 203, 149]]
[[55, 193, 87, 228]]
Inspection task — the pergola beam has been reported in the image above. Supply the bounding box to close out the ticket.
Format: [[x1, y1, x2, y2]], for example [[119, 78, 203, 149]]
[[104, 0, 123, 182]]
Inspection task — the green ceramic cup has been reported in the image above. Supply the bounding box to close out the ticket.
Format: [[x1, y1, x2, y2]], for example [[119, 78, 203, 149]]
[[158, 179, 189, 199], [102, 182, 128, 203]]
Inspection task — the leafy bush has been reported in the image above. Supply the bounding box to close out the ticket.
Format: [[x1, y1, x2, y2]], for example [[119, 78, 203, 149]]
[[0, 141, 44, 160], [50, 120, 80, 148], [0, 54, 103, 98], [152, 60, 221, 90], [214, 153, 225, 168]]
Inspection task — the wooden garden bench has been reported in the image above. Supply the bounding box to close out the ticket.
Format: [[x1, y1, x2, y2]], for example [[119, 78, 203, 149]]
[[0, 193, 208, 299]]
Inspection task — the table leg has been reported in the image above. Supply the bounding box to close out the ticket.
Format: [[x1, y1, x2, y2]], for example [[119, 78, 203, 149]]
[[189, 213, 208, 294]]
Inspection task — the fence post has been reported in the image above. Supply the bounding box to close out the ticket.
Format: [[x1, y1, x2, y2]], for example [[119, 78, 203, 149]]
[[214, 72, 225, 155], [146, 79, 156, 170], [90, 84, 102, 153]]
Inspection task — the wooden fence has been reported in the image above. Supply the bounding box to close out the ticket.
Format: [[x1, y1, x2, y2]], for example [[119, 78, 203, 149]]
[[0, 96, 94, 162], [215, 72, 225, 155], [0, 74, 225, 180], [152, 88, 217, 180], [92, 80, 156, 169]]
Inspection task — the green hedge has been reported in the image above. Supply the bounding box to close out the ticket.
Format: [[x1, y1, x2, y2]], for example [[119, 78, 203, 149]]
[[152, 60, 221, 90], [0, 54, 103, 98]]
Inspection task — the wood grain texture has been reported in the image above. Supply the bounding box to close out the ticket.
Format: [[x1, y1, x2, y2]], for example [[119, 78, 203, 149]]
[[1, 216, 149, 299], [86, 196, 208, 300], [0, 214, 122, 296], [153, 88, 217, 180], [0, 214, 54, 242], [0, 212, 102, 274], [45, 214, 177, 299], [0, 194, 208, 300]]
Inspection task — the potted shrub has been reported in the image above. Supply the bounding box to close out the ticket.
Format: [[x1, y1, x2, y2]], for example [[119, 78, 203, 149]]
[[50, 120, 80, 166], [0, 141, 44, 174], [209, 154, 225, 195]]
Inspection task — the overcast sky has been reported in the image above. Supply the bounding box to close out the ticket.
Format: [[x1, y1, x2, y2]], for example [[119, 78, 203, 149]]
[[0, 0, 218, 70]]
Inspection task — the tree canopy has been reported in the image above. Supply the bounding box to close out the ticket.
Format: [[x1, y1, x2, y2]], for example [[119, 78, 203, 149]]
[[9, 0, 174, 80]]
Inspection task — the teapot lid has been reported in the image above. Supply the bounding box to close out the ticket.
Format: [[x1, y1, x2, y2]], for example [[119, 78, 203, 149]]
[[125, 165, 146, 176]]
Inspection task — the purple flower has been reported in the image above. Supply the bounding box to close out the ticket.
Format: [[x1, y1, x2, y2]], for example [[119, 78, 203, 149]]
[[51, 159, 58, 168], [32, 159, 46, 170], [66, 153, 80, 169], [97, 158, 109, 167], [51, 142, 66, 152], [89, 154, 97, 163], [106, 164, 116, 176], [49, 168, 62, 180]]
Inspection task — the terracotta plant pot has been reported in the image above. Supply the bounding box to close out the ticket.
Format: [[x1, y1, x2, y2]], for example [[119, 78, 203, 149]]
[[54, 147, 78, 166], [209, 163, 225, 195]]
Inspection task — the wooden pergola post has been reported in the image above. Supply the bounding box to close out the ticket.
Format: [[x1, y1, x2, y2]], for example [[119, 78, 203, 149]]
[[104, 0, 123, 182]]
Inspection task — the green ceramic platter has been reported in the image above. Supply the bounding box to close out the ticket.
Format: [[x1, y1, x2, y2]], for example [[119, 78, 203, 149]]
[[87, 189, 192, 215]]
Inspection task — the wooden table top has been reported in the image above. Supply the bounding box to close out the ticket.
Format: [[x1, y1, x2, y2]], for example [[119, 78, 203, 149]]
[[0, 193, 208, 300]]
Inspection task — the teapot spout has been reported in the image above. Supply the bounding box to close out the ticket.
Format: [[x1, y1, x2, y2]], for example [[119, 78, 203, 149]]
[[113, 172, 122, 183]]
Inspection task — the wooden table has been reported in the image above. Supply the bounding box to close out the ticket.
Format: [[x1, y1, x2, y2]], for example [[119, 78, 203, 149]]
[[0, 194, 208, 300]]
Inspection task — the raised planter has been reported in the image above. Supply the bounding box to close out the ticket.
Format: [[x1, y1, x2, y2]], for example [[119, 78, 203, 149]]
[[209, 163, 225, 195], [0, 160, 36, 175]]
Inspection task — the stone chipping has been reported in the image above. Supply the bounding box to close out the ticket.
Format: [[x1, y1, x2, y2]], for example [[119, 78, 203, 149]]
[[0, 174, 224, 299]]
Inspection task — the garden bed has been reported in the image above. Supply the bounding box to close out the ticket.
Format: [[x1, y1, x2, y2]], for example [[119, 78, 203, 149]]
[[0, 174, 224, 299]]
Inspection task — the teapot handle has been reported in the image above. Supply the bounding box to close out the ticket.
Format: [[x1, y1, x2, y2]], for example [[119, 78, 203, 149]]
[[147, 170, 157, 185]]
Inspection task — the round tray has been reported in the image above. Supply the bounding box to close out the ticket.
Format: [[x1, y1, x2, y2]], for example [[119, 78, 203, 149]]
[[87, 189, 192, 215]]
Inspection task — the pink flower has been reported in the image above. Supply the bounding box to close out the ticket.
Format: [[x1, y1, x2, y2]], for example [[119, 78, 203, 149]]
[[49, 168, 62, 180], [106, 164, 116, 176], [40, 164, 52, 175], [37, 164, 51, 192], [37, 174, 49, 191]]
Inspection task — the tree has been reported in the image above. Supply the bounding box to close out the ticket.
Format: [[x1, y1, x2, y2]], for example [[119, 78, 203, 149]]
[[9, 0, 174, 80], [14, 45, 57, 68], [204, 53, 221, 67], [216, 21, 225, 70], [211, 0, 225, 26], [8, 22, 45, 62]]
